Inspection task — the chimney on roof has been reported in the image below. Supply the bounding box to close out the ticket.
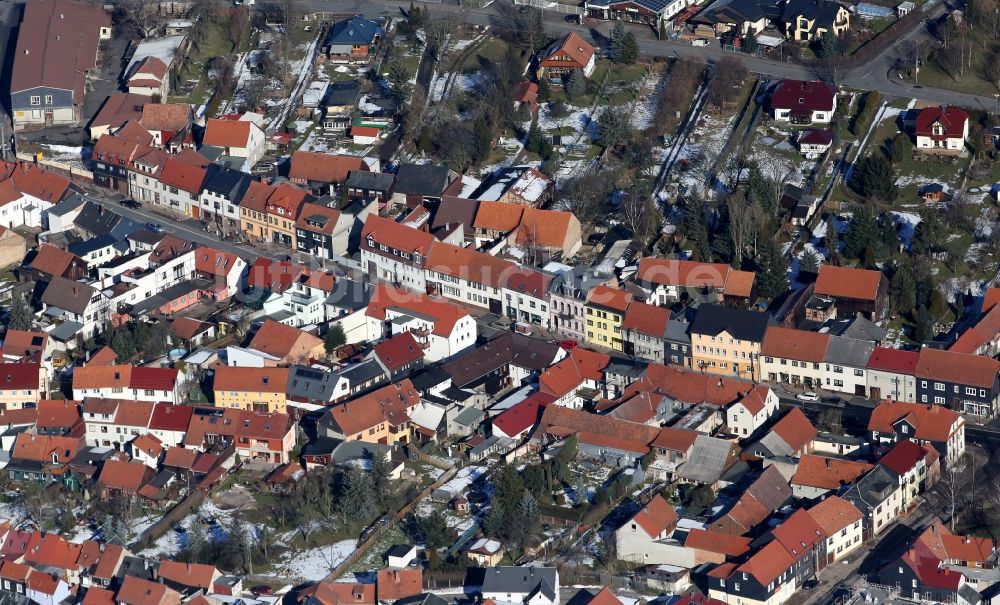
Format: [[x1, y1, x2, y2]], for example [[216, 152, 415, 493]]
[[72, 286, 78, 296]]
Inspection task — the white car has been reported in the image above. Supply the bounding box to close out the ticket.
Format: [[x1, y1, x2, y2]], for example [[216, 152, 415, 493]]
[[691, 39, 710, 47], [796, 391, 819, 402]]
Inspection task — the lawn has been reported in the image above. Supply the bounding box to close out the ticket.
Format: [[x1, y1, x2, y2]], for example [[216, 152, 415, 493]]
[[169, 17, 247, 106], [903, 28, 1000, 97], [461, 38, 508, 72]]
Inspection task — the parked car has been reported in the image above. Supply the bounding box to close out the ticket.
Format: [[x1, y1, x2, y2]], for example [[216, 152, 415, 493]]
[[120, 199, 141, 209], [796, 391, 819, 402], [691, 38, 710, 46], [250, 586, 273, 597], [145, 222, 165, 233]]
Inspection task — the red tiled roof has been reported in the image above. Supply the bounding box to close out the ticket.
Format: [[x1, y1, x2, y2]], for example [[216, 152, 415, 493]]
[[424, 240, 515, 289], [771, 408, 816, 453], [868, 400, 961, 442], [159, 158, 207, 194], [361, 215, 434, 257], [916, 346, 1000, 388], [867, 346, 919, 373], [629, 495, 678, 538], [11, 434, 79, 465], [916, 520, 994, 564], [149, 403, 193, 432], [29, 243, 82, 277], [792, 455, 873, 490], [807, 495, 863, 535], [539, 31, 595, 68], [0, 363, 40, 390], [915, 106, 969, 139], [375, 568, 422, 601], [203, 118, 255, 148], [771, 80, 837, 112], [878, 439, 928, 475], [622, 302, 670, 337], [737, 540, 794, 586], [24, 532, 82, 570], [814, 265, 883, 302], [770, 508, 827, 559], [761, 326, 830, 362], [373, 332, 425, 372], [248, 319, 323, 360], [683, 528, 751, 556], [365, 285, 470, 337], [97, 459, 150, 491], [539, 347, 610, 398], [491, 392, 555, 438], [36, 399, 80, 429], [636, 258, 730, 289], [156, 560, 219, 590], [586, 284, 632, 313], [213, 366, 289, 394]]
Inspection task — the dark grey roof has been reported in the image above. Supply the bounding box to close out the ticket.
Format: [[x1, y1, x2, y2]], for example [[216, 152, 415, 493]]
[[823, 336, 875, 367], [394, 163, 451, 197], [128, 229, 165, 246], [824, 315, 887, 343], [842, 465, 900, 513], [324, 80, 360, 106], [325, 15, 381, 47], [409, 366, 452, 392], [203, 164, 252, 201], [345, 170, 394, 192], [433, 196, 480, 238], [781, 0, 846, 25], [340, 359, 386, 385], [453, 405, 485, 427], [41, 277, 97, 315], [46, 193, 86, 218], [386, 544, 414, 558], [665, 313, 691, 344], [441, 332, 560, 388], [690, 304, 770, 342], [47, 320, 84, 342], [480, 566, 558, 599], [549, 265, 613, 300], [286, 365, 339, 403], [325, 278, 374, 312], [73, 202, 121, 237], [677, 435, 736, 483]]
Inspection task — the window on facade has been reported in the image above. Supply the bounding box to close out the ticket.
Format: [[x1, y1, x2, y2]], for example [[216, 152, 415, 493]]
[[30, 96, 40, 105]]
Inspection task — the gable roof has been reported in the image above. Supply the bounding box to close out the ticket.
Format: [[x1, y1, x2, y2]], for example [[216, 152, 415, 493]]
[[213, 366, 289, 394], [622, 301, 670, 337], [915, 106, 969, 139], [29, 243, 83, 277], [867, 346, 920, 373], [474, 200, 524, 232], [324, 380, 419, 437], [792, 455, 873, 490], [915, 346, 1000, 388], [248, 320, 323, 360], [159, 158, 207, 194], [156, 561, 219, 590], [761, 326, 830, 361], [365, 285, 470, 337], [807, 495, 863, 535], [683, 528, 752, 556], [628, 495, 679, 538], [373, 332, 425, 372], [492, 392, 556, 438], [636, 258, 731, 289], [539, 347, 610, 397], [140, 103, 191, 132], [878, 439, 931, 475], [361, 215, 435, 256], [424, 240, 515, 289], [690, 304, 770, 342], [203, 118, 257, 148], [770, 407, 817, 453], [814, 265, 883, 302], [97, 459, 150, 491], [916, 521, 994, 565], [539, 32, 595, 67], [771, 80, 837, 112], [41, 276, 97, 315], [289, 151, 365, 184]]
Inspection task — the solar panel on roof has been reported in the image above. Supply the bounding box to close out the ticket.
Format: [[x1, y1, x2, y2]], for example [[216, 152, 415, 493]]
[[855, 3, 894, 17]]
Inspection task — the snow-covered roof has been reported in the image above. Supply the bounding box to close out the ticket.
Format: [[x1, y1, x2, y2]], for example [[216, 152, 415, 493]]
[[126, 36, 184, 75]]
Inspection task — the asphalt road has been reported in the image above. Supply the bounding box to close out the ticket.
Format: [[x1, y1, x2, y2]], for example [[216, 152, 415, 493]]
[[291, 0, 998, 110]]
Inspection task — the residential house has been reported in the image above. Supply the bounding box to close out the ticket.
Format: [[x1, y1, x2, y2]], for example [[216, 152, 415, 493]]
[[296, 200, 374, 259], [842, 464, 903, 539], [584, 0, 692, 28], [365, 285, 476, 362], [24, 244, 86, 283], [474, 166, 555, 208], [481, 567, 559, 605], [240, 180, 310, 248], [760, 326, 830, 389], [502, 268, 553, 328], [184, 406, 296, 464], [423, 240, 512, 313], [92, 133, 148, 193], [690, 304, 769, 381], [813, 264, 888, 319], [72, 365, 180, 404], [790, 455, 874, 499], [156, 157, 208, 218], [81, 399, 154, 449], [866, 347, 919, 402], [0, 228, 26, 270], [87, 92, 150, 140], [621, 302, 670, 363], [7, 433, 82, 484], [325, 279, 375, 345], [193, 247, 245, 300], [345, 170, 394, 203], [781, 0, 851, 40], [197, 165, 252, 235], [126, 56, 169, 99], [770, 80, 838, 125], [288, 152, 368, 196], [391, 163, 455, 209], [635, 258, 756, 306], [126, 145, 171, 206], [116, 575, 181, 605], [915, 346, 1000, 417], [324, 15, 382, 62], [868, 399, 966, 468], [584, 284, 633, 352], [548, 266, 614, 343], [246, 258, 337, 327], [0, 161, 76, 230], [202, 116, 266, 169], [10, 0, 112, 127], [139, 103, 193, 149], [537, 32, 596, 79], [823, 336, 875, 396], [318, 380, 420, 445], [725, 386, 779, 439], [710, 465, 791, 535], [538, 347, 610, 409], [213, 367, 290, 413], [248, 320, 325, 365], [96, 459, 154, 500], [879, 439, 940, 510], [40, 277, 110, 342], [807, 496, 864, 564], [915, 106, 969, 156], [360, 215, 435, 292], [148, 403, 192, 448], [0, 363, 47, 411]]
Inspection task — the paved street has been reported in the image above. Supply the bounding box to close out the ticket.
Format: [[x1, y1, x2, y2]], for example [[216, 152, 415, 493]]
[[292, 0, 993, 110]]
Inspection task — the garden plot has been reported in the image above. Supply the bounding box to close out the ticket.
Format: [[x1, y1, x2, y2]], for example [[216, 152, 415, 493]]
[[272, 538, 357, 580], [671, 113, 737, 196], [630, 67, 667, 131]]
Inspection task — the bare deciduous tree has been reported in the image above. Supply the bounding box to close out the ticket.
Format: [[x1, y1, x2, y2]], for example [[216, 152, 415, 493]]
[[727, 194, 765, 267]]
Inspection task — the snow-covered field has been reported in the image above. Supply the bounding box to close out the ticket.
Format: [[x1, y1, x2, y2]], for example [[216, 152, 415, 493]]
[[272, 539, 357, 580]]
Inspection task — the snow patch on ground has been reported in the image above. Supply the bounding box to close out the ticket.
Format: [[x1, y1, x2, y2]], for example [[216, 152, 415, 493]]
[[891, 210, 922, 248], [273, 539, 357, 580]]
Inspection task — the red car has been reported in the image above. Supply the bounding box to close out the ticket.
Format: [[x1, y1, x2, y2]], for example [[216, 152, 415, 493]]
[[250, 586, 273, 597]]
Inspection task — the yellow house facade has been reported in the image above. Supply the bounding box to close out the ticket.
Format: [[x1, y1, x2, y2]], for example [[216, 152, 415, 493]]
[[212, 367, 289, 413], [584, 285, 633, 352], [690, 305, 769, 382]]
